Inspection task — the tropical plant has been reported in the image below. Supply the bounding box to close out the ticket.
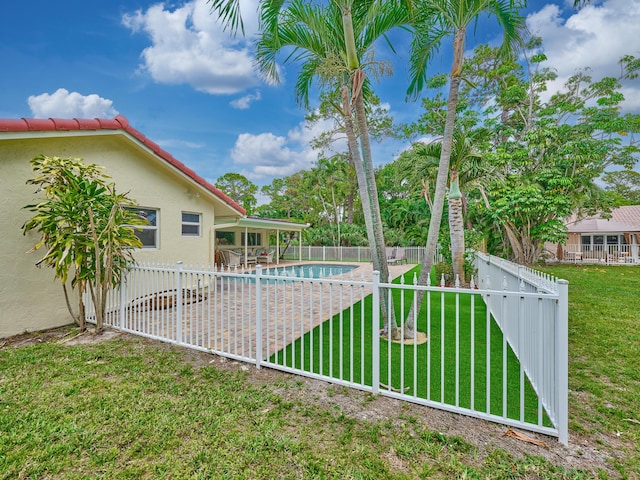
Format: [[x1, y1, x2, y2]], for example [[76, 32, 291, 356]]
[[400, 126, 491, 285], [211, 0, 412, 335], [602, 170, 640, 206], [403, 0, 526, 338], [22, 155, 145, 333]]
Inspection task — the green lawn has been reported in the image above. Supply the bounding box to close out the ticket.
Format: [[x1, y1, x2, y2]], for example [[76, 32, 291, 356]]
[[540, 264, 640, 477], [0, 263, 637, 478], [271, 266, 548, 428]]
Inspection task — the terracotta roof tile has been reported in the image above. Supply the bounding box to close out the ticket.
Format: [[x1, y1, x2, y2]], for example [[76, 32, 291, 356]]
[[0, 115, 245, 215]]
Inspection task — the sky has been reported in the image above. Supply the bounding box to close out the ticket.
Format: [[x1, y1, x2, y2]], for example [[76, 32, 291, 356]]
[[1, 0, 639, 193]]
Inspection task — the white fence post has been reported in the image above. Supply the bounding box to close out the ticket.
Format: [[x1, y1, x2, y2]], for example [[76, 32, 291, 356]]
[[557, 279, 569, 445], [176, 261, 183, 343], [255, 264, 263, 369], [371, 270, 380, 395], [119, 273, 126, 330]]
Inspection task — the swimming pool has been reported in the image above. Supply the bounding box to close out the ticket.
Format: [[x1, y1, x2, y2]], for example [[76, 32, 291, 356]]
[[261, 263, 359, 279]]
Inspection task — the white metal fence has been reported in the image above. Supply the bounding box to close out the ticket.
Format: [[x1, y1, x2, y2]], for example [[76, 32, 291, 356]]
[[283, 245, 443, 264], [86, 257, 568, 444], [474, 252, 568, 444]]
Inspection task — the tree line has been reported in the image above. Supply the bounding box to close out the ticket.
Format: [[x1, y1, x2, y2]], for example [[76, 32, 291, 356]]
[[218, 40, 640, 269]]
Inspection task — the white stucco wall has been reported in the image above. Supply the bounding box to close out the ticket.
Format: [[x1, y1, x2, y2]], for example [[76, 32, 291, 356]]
[[0, 132, 241, 338]]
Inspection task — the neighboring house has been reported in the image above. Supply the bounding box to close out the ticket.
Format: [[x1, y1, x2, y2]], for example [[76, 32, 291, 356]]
[[0, 116, 306, 338], [554, 205, 640, 263]]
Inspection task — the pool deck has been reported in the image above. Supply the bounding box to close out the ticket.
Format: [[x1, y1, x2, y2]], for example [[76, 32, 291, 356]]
[[117, 261, 417, 362]]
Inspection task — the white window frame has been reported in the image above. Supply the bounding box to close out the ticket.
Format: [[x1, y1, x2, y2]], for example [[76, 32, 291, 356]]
[[129, 207, 159, 249], [181, 212, 201, 237], [241, 232, 262, 247]]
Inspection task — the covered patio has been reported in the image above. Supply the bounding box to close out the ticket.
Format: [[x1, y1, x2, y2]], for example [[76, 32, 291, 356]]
[[212, 216, 310, 269]]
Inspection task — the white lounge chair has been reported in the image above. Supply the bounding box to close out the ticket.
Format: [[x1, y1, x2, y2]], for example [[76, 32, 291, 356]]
[[256, 249, 275, 264]]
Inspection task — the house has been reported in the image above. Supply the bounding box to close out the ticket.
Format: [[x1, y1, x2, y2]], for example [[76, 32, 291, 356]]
[[555, 205, 640, 263], [0, 116, 306, 338]]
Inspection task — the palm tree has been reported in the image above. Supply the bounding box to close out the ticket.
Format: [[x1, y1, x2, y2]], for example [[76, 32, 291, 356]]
[[409, 127, 491, 285], [214, 0, 410, 334], [402, 0, 526, 338]]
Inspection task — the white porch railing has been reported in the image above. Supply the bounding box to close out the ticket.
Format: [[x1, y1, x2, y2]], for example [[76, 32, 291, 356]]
[[86, 257, 568, 444], [555, 243, 639, 264]]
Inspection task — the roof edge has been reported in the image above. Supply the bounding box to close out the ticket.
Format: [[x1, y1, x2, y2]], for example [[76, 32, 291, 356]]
[[0, 116, 246, 215]]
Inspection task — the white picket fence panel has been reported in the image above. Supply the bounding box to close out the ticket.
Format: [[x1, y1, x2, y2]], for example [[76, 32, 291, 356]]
[[85, 257, 568, 444]]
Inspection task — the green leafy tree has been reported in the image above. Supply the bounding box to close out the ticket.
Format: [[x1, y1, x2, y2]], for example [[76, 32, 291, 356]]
[[602, 170, 640, 205], [306, 90, 397, 226], [464, 43, 640, 264], [215, 172, 258, 215], [403, 0, 526, 337], [400, 126, 490, 285], [22, 155, 145, 333]]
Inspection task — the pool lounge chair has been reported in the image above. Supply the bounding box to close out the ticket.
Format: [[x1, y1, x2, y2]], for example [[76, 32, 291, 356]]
[[387, 247, 406, 264], [386, 247, 396, 261]]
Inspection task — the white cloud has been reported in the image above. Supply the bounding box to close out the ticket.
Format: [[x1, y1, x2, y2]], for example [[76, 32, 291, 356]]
[[230, 90, 261, 109], [122, 1, 261, 95], [27, 88, 118, 118], [230, 116, 343, 181], [231, 131, 313, 179], [527, 0, 640, 110]]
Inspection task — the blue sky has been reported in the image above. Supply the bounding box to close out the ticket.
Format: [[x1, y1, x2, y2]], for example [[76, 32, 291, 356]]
[[1, 0, 639, 191]]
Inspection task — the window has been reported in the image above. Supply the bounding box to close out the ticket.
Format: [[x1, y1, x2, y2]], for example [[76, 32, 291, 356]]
[[216, 231, 235, 245], [182, 212, 201, 236], [581, 235, 591, 250], [130, 208, 158, 248], [241, 232, 262, 247]]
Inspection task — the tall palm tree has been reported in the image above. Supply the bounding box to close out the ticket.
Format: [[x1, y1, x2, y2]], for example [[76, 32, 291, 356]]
[[402, 0, 526, 338], [210, 0, 411, 334]]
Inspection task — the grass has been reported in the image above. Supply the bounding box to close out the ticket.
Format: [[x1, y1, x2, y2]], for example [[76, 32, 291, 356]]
[[0, 334, 590, 478], [271, 266, 547, 427], [539, 264, 640, 477], [1, 263, 637, 477]]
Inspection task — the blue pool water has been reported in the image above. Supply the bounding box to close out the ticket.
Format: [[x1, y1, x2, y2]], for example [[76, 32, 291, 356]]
[[261, 263, 358, 279]]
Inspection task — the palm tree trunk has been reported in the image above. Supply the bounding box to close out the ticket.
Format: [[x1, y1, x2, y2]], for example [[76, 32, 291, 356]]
[[340, 4, 397, 334], [448, 170, 465, 285], [404, 27, 466, 338], [341, 86, 396, 333], [353, 73, 398, 334]]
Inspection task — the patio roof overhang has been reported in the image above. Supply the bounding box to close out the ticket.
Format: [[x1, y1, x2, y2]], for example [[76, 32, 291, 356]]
[[214, 216, 310, 231]]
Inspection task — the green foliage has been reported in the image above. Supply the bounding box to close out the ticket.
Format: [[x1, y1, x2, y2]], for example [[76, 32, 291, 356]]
[[303, 223, 368, 247], [602, 169, 640, 205], [22, 155, 144, 330], [215, 172, 258, 215], [461, 42, 640, 264], [432, 261, 453, 285]]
